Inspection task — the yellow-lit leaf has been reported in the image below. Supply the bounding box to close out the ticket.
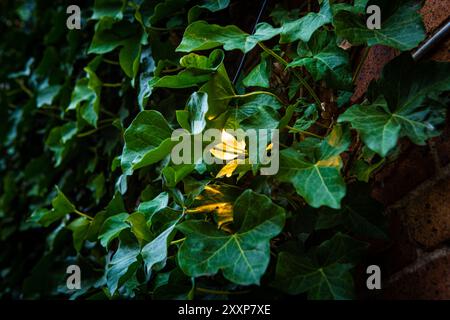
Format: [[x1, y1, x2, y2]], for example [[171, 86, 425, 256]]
[[210, 130, 246, 160], [316, 155, 341, 168], [186, 202, 232, 214], [216, 159, 239, 178], [186, 202, 233, 229], [220, 130, 246, 151]]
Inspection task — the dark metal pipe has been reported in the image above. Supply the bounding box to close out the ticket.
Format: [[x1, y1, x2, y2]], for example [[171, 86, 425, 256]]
[[413, 20, 450, 61], [232, 0, 268, 84]]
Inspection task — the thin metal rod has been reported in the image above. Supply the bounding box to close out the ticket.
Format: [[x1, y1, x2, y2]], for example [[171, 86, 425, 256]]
[[232, 0, 269, 84], [413, 20, 450, 61]]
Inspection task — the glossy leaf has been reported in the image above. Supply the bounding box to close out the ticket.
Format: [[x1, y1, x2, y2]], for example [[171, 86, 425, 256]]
[[334, 0, 425, 51], [106, 231, 140, 295], [99, 212, 129, 247], [29, 187, 76, 227], [176, 21, 280, 53], [288, 30, 351, 89], [274, 233, 367, 299], [278, 126, 351, 209], [339, 55, 450, 156], [121, 110, 176, 175], [177, 190, 285, 285], [280, 0, 332, 43], [242, 54, 271, 88]]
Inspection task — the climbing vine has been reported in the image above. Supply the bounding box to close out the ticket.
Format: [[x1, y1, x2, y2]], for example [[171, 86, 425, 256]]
[[0, 0, 449, 300]]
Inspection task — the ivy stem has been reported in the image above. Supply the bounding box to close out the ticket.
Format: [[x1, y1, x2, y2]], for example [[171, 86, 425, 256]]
[[102, 82, 123, 88], [74, 209, 93, 221], [258, 42, 321, 106], [77, 124, 111, 138], [220, 90, 282, 102], [170, 237, 186, 246], [35, 109, 62, 120], [6, 88, 22, 96], [352, 47, 369, 83], [101, 109, 116, 117], [99, 118, 116, 125], [103, 59, 119, 66], [14, 79, 34, 98], [161, 66, 183, 74], [195, 287, 251, 296], [146, 26, 181, 32], [286, 125, 323, 139]]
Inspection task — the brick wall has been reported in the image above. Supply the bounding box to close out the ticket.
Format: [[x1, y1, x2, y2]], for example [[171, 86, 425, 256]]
[[355, 0, 450, 300]]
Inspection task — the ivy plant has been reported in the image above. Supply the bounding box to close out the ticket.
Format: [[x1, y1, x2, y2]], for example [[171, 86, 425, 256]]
[[0, 0, 449, 300]]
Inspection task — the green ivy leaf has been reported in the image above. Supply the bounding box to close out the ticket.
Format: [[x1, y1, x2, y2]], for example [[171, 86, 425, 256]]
[[138, 192, 169, 221], [150, 50, 224, 89], [36, 84, 62, 108], [92, 0, 126, 20], [177, 189, 285, 285], [142, 216, 180, 276], [88, 17, 129, 54], [331, 0, 369, 15], [153, 267, 194, 300], [187, 91, 209, 134], [29, 187, 76, 227], [176, 21, 280, 53], [121, 110, 176, 175], [99, 212, 129, 247], [313, 232, 368, 265], [119, 38, 142, 79], [180, 49, 224, 71], [226, 95, 281, 131], [350, 158, 384, 183], [86, 192, 126, 241], [67, 57, 102, 127], [106, 231, 140, 295], [199, 63, 234, 120], [275, 253, 354, 299], [333, 0, 425, 51], [88, 173, 106, 204], [280, 0, 332, 43], [332, 0, 369, 14], [126, 212, 152, 243], [89, 19, 138, 54], [288, 30, 351, 89], [199, 0, 229, 11], [89, 18, 144, 78], [188, 0, 231, 23], [278, 126, 351, 209], [149, 0, 188, 26], [138, 47, 156, 109], [45, 122, 77, 166], [67, 217, 91, 252], [338, 55, 450, 156], [316, 184, 388, 240], [292, 102, 318, 131], [274, 233, 367, 299], [243, 54, 271, 88], [162, 164, 196, 188]]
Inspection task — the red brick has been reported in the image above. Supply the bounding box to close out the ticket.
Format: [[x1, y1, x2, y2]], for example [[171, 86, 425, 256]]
[[371, 143, 436, 205], [384, 213, 419, 274], [382, 249, 450, 299], [403, 178, 450, 248], [420, 0, 450, 34], [351, 45, 398, 103]]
